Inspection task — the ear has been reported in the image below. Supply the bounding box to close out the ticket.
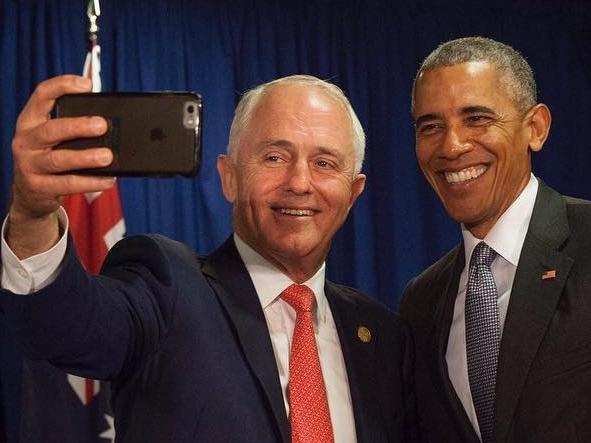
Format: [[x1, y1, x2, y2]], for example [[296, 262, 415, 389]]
[[216, 154, 237, 203], [348, 173, 366, 208], [525, 103, 551, 153]]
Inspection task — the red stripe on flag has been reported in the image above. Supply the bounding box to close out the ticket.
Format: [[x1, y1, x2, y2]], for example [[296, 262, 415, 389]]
[[63, 187, 124, 275], [85, 378, 95, 404]]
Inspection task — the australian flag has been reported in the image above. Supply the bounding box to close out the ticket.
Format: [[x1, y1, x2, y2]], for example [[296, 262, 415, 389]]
[[19, 361, 115, 442], [15, 4, 124, 441]]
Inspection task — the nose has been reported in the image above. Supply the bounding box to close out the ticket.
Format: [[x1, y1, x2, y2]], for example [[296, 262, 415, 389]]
[[285, 160, 312, 194], [439, 124, 472, 159]]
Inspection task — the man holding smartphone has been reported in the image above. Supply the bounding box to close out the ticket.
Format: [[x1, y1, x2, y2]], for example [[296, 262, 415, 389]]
[[1, 74, 417, 442]]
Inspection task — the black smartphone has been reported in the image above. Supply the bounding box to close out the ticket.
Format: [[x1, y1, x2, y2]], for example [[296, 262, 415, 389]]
[[53, 92, 202, 177]]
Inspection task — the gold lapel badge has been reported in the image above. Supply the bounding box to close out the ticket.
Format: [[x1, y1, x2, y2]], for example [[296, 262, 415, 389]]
[[541, 269, 557, 280], [357, 326, 372, 343]]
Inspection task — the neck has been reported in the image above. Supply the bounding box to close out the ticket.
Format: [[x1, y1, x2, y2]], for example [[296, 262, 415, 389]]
[[466, 220, 495, 240], [236, 236, 325, 283], [263, 252, 323, 283], [465, 173, 532, 239]]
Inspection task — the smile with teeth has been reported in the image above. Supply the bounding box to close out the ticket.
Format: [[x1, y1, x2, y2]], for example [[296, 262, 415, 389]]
[[279, 208, 315, 216], [444, 166, 487, 184]]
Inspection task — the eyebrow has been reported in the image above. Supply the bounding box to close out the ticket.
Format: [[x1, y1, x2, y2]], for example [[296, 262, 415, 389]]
[[414, 106, 498, 127], [315, 145, 343, 158], [413, 113, 440, 128], [260, 139, 293, 148], [260, 139, 342, 156], [461, 106, 496, 116]]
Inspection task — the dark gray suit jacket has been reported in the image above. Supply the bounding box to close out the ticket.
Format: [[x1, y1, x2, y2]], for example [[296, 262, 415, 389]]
[[1, 235, 417, 442], [400, 183, 591, 443]]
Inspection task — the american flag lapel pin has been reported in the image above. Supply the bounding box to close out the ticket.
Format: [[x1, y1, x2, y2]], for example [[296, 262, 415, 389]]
[[541, 269, 557, 280]]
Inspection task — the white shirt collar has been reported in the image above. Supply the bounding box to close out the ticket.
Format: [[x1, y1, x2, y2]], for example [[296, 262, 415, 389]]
[[233, 233, 327, 322], [462, 174, 539, 266]]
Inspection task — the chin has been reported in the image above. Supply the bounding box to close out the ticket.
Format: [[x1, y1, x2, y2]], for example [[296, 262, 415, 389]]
[[444, 207, 480, 226], [442, 196, 482, 218], [269, 236, 320, 258], [271, 242, 314, 258]]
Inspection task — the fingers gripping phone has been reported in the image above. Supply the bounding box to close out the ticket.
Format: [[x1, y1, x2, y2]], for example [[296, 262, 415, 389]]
[[53, 92, 202, 177]]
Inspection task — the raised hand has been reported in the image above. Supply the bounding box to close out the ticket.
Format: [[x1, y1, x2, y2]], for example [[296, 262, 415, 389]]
[[8, 75, 116, 258]]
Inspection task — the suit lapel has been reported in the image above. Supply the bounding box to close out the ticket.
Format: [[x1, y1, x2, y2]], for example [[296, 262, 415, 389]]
[[495, 183, 574, 442], [324, 283, 383, 443], [431, 247, 482, 442], [202, 237, 290, 443]]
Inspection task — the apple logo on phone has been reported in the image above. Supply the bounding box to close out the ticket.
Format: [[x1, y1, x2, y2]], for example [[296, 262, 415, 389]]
[[150, 127, 167, 141]]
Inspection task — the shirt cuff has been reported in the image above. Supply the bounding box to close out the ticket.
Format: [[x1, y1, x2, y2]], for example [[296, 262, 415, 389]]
[[1, 207, 69, 294]]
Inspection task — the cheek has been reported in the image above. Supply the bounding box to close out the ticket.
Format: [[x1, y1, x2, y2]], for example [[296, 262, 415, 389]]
[[489, 140, 529, 176], [415, 142, 438, 171], [415, 154, 440, 189], [481, 126, 525, 157], [415, 140, 427, 161], [320, 180, 356, 214], [234, 169, 269, 200]]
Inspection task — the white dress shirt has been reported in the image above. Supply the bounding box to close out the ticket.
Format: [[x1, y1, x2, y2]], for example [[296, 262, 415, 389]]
[[446, 174, 539, 438], [1, 213, 356, 442], [1, 207, 68, 294], [234, 234, 356, 443]]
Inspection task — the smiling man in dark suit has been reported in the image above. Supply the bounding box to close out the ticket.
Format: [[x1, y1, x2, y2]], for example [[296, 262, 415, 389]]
[[0, 74, 416, 442], [400, 36, 591, 443]]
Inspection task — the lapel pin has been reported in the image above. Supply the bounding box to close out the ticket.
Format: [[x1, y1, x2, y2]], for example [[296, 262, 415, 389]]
[[541, 269, 557, 280], [357, 326, 372, 343]]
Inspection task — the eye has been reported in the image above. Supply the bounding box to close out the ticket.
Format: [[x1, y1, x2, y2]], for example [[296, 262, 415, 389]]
[[465, 115, 492, 126], [417, 122, 443, 135], [314, 158, 337, 170], [264, 154, 284, 163]]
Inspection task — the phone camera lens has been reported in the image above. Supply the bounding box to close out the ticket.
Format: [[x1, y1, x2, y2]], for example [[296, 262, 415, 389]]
[[187, 105, 195, 113]]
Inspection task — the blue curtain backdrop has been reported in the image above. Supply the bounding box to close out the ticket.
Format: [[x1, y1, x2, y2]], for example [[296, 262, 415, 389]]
[[2, 0, 591, 441]]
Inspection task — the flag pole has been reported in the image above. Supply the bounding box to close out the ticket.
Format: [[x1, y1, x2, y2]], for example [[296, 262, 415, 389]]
[[85, 0, 101, 92]]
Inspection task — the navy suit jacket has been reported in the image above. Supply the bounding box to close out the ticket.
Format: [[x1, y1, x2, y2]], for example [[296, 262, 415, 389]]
[[1, 235, 416, 442], [401, 183, 591, 442]]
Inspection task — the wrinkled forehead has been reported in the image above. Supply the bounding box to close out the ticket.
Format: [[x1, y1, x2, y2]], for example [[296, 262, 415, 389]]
[[255, 83, 349, 117], [233, 85, 355, 163], [413, 62, 516, 114], [417, 61, 500, 90], [245, 84, 352, 138]]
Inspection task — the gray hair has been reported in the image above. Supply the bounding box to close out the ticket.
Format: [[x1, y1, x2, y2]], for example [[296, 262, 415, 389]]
[[227, 74, 366, 174], [411, 36, 537, 113]]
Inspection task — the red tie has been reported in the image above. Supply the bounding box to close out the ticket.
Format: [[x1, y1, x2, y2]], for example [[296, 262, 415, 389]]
[[281, 284, 335, 443]]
